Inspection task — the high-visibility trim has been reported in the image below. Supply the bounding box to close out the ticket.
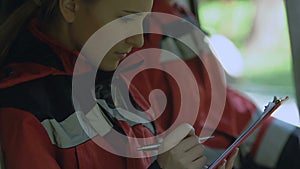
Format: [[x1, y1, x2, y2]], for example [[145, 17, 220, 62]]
[[160, 25, 209, 63], [41, 111, 93, 149], [41, 104, 119, 149], [84, 105, 113, 137], [97, 99, 155, 134], [253, 118, 296, 168]]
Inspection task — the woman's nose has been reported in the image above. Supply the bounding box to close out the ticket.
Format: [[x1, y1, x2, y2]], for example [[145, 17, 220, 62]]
[[125, 34, 144, 48]]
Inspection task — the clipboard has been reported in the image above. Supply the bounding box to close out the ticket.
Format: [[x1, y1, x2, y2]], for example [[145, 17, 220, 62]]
[[206, 96, 289, 169]]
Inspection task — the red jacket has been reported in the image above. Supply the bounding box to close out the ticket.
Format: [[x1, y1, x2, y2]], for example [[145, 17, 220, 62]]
[[1, 2, 299, 169]]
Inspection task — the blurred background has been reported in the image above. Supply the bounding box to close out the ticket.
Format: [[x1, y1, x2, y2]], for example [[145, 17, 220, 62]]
[[180, 0, 300, 127]]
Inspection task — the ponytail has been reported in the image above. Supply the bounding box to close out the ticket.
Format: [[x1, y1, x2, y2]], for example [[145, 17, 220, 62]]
[[0, 0, 41, 66]]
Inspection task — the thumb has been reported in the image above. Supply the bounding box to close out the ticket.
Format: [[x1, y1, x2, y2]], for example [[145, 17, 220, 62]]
[[159, 123, 195, 153]]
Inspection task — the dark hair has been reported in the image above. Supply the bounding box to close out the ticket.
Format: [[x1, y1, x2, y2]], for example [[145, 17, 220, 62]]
[[0, 0, 59, 66]]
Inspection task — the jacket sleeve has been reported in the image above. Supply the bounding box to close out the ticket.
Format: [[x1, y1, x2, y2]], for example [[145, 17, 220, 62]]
[[211, 89, 300, 169], [0, 108, 61, 169], [240, 115, 300, 169]]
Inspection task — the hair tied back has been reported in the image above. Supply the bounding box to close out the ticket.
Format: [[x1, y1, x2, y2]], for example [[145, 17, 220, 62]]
[[0, 0, 41, 66]]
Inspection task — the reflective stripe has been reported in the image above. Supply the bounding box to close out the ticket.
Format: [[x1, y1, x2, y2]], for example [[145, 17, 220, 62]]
[[42, 111, 92, 148], [253, 118, 296, 168], [160, 24, 210, 63], [97, 99, 155, 134], [84, 105, 113, 137], [42, 100, 155, 148], [160, 34, 198, 62], [42, 104, 113, 148]]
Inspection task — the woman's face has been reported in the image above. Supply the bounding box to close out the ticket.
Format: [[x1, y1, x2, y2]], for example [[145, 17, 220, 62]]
[[69, 0, 153, 71]]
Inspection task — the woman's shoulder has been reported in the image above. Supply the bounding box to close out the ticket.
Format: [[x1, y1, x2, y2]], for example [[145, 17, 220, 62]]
[[0, 22, 75, 88], [4, 25, 66, 70], [0, 69, 72, 116]]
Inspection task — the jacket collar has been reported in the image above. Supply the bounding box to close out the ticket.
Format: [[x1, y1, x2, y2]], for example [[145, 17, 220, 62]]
[[28, 19, 93, 75]]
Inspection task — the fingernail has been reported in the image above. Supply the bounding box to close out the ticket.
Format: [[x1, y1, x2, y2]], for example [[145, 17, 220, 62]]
[[234, 148, 239, 156], [221, 159, 227, 167]]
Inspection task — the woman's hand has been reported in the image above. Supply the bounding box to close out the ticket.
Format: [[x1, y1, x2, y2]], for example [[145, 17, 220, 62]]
[[157, 123, 207, 169], [217, 148, 239, 169]]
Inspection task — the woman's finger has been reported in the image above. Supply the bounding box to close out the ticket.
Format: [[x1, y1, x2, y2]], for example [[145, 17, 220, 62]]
[[180, 143, 205, 163], [172, 135, 200, 154], [225, 148, 239, 169], [159, 123, 195, 153], [189, 156, 208, 169], [217, 160, 227, 169]]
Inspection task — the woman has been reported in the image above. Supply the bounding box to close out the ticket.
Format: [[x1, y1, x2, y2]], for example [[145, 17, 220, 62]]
[[0, 0, 237, 169]]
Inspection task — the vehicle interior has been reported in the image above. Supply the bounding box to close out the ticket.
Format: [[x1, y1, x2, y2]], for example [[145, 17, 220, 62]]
[[0, 0, 299, 169], [181, 0, 300, 127]]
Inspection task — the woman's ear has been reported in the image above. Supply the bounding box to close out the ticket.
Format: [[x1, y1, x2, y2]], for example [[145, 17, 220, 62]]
[[59, 0, 79, 23]]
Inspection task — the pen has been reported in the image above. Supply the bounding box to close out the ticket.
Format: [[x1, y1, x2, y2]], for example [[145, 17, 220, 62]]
[[137, 136, 215, 151]]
